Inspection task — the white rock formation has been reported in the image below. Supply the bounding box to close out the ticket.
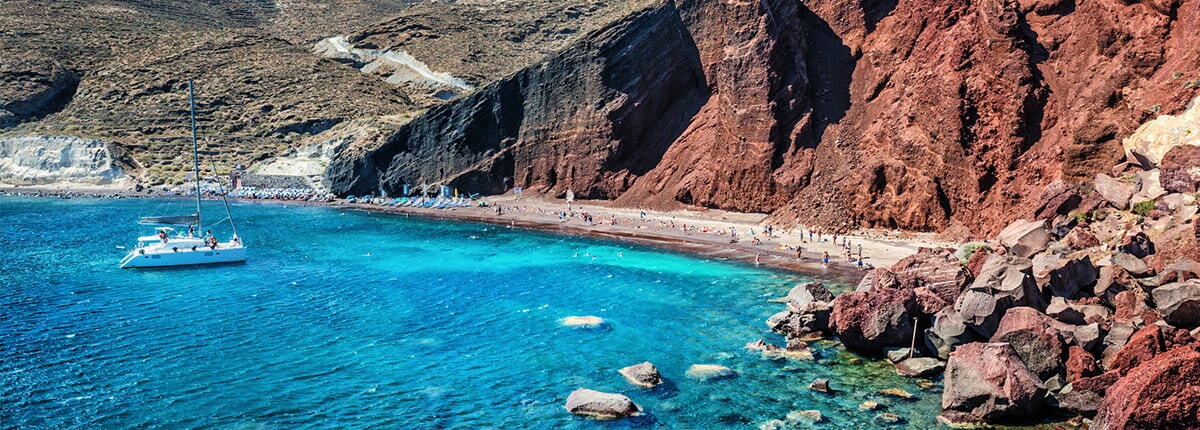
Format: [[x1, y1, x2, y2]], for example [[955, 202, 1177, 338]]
[[1123, 95, 1200, 166], [0, 136, 125, 186]]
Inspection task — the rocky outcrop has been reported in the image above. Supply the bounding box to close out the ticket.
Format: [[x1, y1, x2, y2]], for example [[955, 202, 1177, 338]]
[[1097, 345, 1200, 429], [0, 52, 78, 129], [0, 136, 125, 186], [888, 247, 974, 303], [564, 388, 640, 419], [941, 342, 1046, 424], [1123, 95, 1200, 167]]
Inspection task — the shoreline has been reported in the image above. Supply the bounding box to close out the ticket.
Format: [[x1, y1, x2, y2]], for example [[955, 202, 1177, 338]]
[[2, 186, 957, 286]]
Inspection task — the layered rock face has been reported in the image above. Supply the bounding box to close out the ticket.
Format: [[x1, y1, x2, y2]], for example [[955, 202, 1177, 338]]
[[0, 136, 124, 185], [329, 0, 1199, 236], [327, 0, 811, 208]]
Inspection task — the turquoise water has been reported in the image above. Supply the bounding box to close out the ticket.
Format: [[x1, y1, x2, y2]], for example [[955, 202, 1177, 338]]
[[1, 197, 944, 428]]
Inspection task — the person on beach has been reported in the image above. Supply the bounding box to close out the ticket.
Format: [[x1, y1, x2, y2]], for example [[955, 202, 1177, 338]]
[[796, 247, 803, 260], [821, 251, 829, 266]]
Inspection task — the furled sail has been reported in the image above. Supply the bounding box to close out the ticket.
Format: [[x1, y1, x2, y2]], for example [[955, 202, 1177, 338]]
[[138, 214, 199, 225]]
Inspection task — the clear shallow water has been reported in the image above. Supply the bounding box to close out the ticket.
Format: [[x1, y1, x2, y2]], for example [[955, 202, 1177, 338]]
[[1, 197, 943, 428]]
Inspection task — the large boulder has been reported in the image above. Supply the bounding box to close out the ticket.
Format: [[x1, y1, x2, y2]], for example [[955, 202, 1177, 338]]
[[564, 388, 639, 419], [830, 287, 919, 353], [1101, 323, 1138, 369], [785, 281, 834, 309], [997, 219, 1051, 258], [1033, 255, 1097, 299], [989, 307, 1067, 379], [1097, 345, 1200, 429], [954, 254, 1046, 338], [618, 362, 662, 388], [888, 247, 974, 303], [926, 307, 983, 360], [1093, 173, 1136, 210], [1029, 180, 1081, 221], [1065, 345, 1101, 383], [1152, 280, 1200, 329], [941, 342, 1047, 423], [1161, 141, 1200, 185]]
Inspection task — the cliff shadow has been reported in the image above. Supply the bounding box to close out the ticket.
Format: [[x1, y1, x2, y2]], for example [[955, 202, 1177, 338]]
[[601, 2, 709, 180], [797, 3, 856, 149]]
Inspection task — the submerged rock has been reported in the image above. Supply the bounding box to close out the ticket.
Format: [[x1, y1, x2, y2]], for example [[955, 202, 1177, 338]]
[[784, 409, 823, 424], [560, 315, 607, 328], [686, 364, 737, 381], [745, 339, 814, 360], [895, 357, 945, 378], [564, 388, 639, 419], [618, 361, 662, 388]]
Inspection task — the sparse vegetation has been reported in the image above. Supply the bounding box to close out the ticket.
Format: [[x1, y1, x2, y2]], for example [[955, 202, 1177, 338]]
[[955, 241, 991, 263], [1132, 199, 1156, 217]]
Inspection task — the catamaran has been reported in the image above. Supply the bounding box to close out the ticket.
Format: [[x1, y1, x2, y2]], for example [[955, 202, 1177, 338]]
[[120, 79, 247, 269]]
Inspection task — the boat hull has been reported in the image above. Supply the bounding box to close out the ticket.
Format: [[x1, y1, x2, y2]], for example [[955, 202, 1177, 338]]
[[120, 246, 246, 268]]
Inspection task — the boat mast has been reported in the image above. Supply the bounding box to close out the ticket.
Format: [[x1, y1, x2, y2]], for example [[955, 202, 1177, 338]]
[[189, 78, 203, 233]]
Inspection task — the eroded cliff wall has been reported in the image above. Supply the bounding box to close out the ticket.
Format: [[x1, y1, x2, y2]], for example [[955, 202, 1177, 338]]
[[327, 0, 1200, 235]]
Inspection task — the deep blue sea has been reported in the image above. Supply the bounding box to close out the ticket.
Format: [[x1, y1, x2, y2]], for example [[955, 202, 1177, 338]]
[[1, 196, 943, 428]]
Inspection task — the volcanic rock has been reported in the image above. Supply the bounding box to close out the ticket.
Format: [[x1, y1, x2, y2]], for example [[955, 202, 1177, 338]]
[[895, 357, 945, 378], [1122, 231, 1157, 259], [1131, 169, 1168, 206], [1110, 325, 1170, 376], [1102, 323, 1138, 369], [941, 342, 1046, 423], [1162, 142, 1200, 185], [954, 254, 1046, 338], [1151, 280, 1200, 329], [766, 300, 832, 341], [926, 307, 982, 360], [618, 361, 662, 388], [997, 219, 1050, 258], [1156, 259, 1200, 286], [829, 286, 919, 353], [1097, 345, 1200, 429], [1113, 289, 1156, 325], [1093, 173, 1137, 210], [1029, 180, 1081, 221], [1046, 296, 1110, 325], [564, 388, 639, 419], [785, 281, 834, 310], [989, 307, 1067, 379], [1032, 254, 1097, 299], [1112, 252, 1151, 277], [1065, 345, 1101, 383], [888, 247, 974, 303]]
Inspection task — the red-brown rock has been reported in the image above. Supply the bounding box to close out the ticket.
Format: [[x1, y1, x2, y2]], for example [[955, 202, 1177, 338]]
[[888, 247, 973, 303], [1097, 345, 1200, 429], [1065, 345, 1101, 383], [989, 307, 1067, 379], [1110, 325, 1169, 375], [829, 287, 919, 354], [941, 342, 1046, 424]]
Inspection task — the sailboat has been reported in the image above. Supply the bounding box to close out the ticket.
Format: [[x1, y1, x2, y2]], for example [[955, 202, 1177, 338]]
[[119, 79, 247, 269]]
